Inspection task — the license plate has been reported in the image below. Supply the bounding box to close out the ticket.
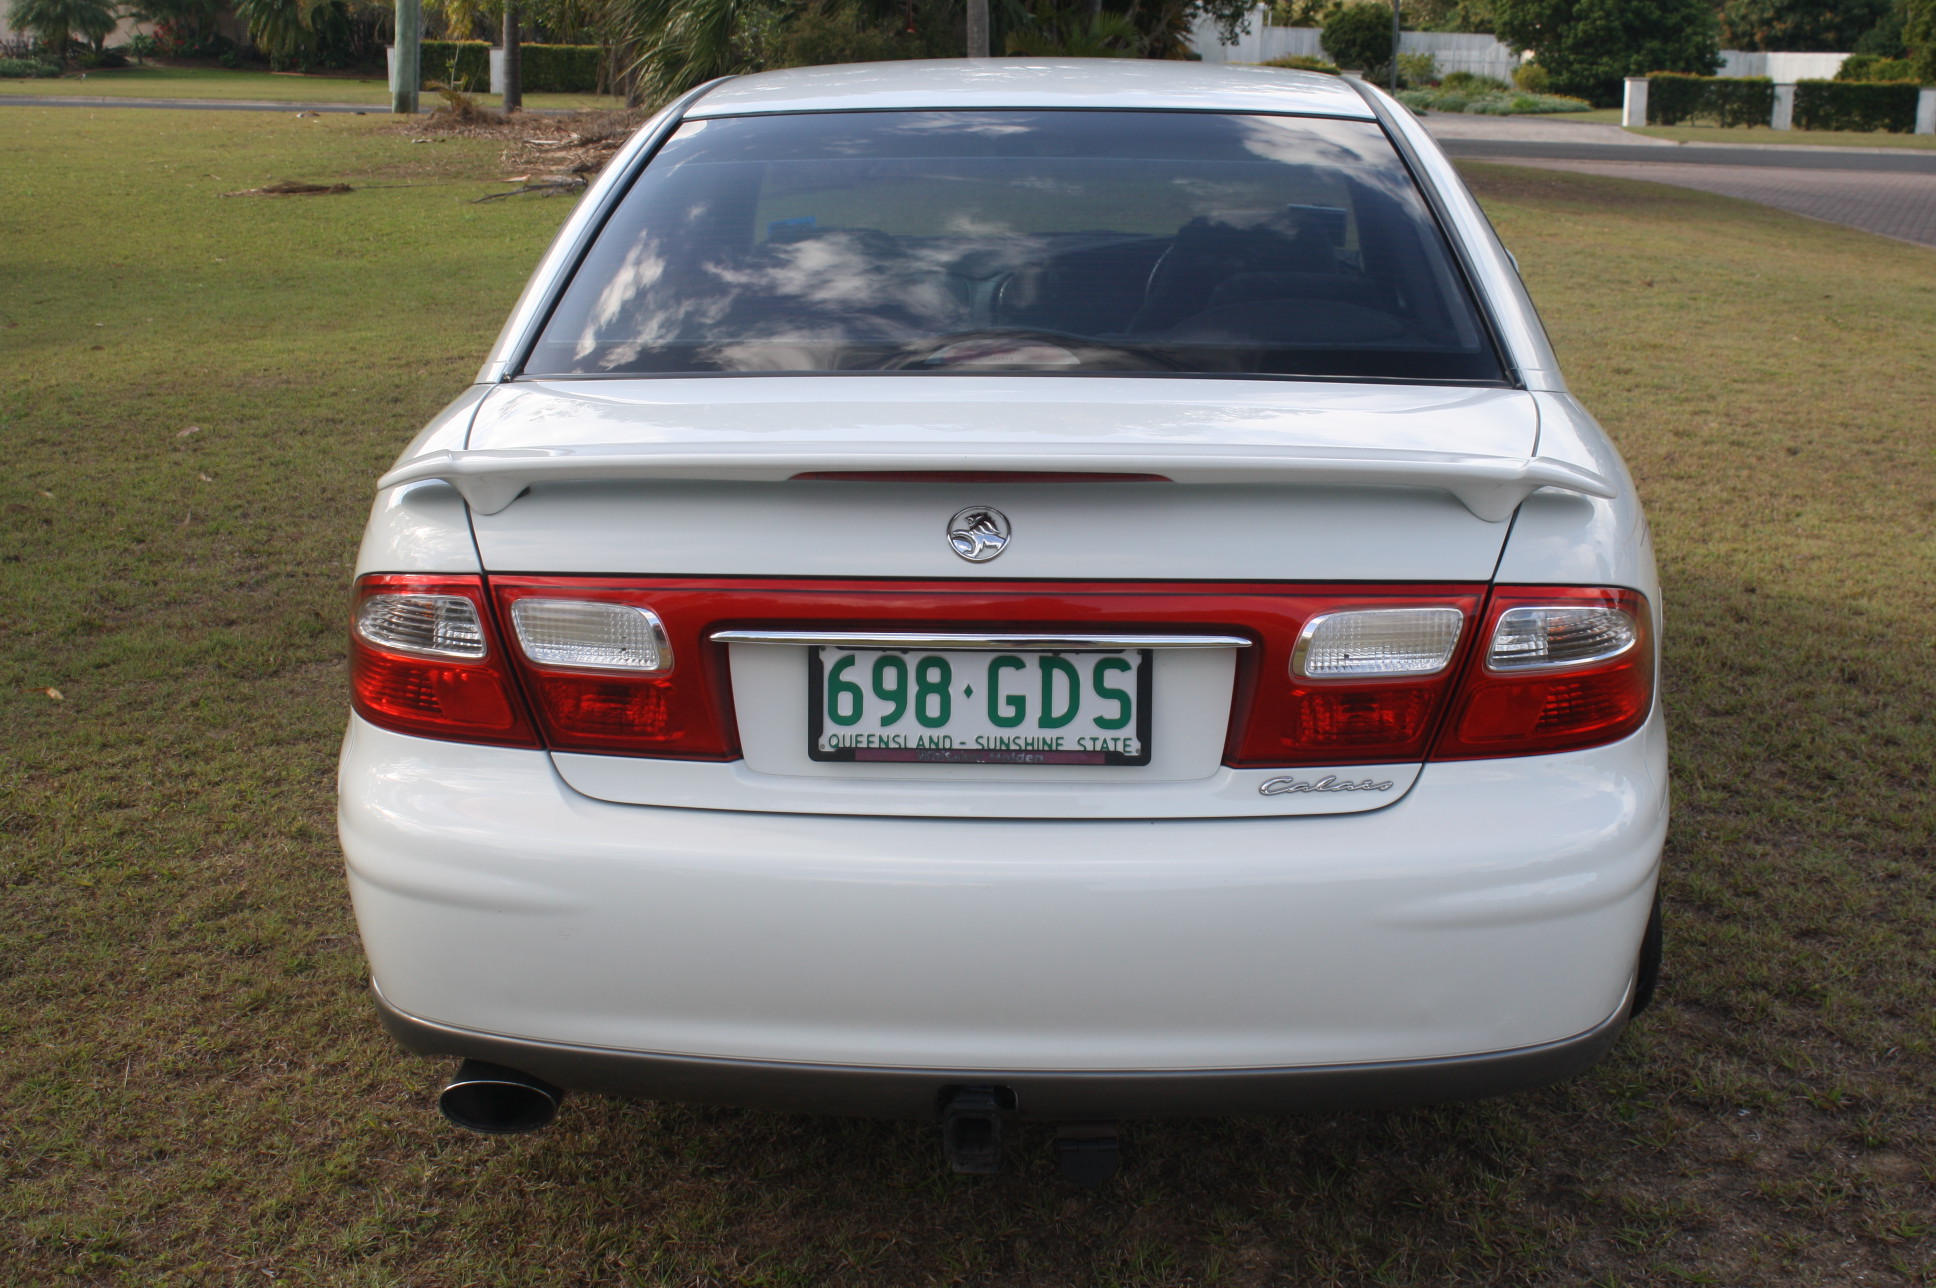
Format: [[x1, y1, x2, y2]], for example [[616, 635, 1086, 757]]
[[807, 647, 1152, 765]]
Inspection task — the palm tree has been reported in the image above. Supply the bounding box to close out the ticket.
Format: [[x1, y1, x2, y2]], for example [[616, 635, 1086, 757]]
[[1004, 5, 1144, 55], [231, 0, 334, 60], [9, 0, 122, 61]]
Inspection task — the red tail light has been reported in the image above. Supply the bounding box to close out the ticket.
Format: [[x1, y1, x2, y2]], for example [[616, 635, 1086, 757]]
[[492, 582, 738, 759], [349, 575, 538, 747], [1431, 586, 1654, 760], [353, 576, 1651, 766]]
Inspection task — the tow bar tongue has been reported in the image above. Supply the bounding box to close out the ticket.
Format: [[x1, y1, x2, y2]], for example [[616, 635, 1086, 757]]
[[939, 1088, 1122, 1184], [940, 1087, 1006, 1174]]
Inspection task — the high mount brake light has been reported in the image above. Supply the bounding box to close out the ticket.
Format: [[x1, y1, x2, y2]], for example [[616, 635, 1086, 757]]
[[1431, 587, 1653, 760], [350, 576, 538, 747]]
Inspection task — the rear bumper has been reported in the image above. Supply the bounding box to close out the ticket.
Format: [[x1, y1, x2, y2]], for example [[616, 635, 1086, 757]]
[[374, 981, 1632, 1119], [341, 709, 1667, 1080]]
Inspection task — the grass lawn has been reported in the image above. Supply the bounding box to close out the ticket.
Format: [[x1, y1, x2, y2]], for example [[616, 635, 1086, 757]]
[[0, 63, 622, 111], [4, 110, 1935, 1286]]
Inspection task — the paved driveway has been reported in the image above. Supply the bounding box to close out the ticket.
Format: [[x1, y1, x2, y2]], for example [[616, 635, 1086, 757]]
[[1424, 114, 1936, 248]]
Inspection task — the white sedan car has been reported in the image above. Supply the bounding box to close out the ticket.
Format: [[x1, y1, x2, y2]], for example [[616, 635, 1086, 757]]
[[340, 59, 1665, 1182]]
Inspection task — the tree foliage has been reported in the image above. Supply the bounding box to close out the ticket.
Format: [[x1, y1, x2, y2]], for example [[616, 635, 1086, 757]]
[[1320, 1, 1392, 72], [1719, 0, 1893, 52], [1006, 5, 1143, 55], [1405, 0, 1495, 33], [1908, 0, 1936, 80], [1492, 0, 1718, 106], [8, 0, 120, 55]]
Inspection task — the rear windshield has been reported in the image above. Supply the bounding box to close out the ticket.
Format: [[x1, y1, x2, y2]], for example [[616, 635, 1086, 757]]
[[525, 110, 1505, 383]]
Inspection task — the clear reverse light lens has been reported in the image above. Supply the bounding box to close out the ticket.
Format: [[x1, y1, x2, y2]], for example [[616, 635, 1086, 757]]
[[1487, 605, 1637, 671], [357, 594, 487, 659], [511, 599, 673, 673], [1292, 607, 1465, 678]]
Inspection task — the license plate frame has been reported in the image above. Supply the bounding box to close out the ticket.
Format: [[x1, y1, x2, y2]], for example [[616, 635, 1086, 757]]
[[806, 646, 1153, 766]]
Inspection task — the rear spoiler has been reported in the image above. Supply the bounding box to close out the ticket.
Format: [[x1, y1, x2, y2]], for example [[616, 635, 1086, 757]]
[[379, 444, 1615, 523]]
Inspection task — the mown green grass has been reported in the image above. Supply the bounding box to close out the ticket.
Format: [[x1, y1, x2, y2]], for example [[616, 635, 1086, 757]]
[[3, 111, 1934, 1286], [0, 63, 622, 111]]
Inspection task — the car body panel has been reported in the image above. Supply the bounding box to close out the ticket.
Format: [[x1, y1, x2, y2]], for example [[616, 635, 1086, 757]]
[[342, 63, 1667, 1115], [453, 377, 1539, 581], [341, 710, 1664, 1072], [682, 59, 1378, 120]]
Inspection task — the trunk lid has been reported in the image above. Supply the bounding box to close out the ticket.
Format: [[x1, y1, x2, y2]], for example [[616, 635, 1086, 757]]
[[440, 376, 1549, 819], [455, 376, 1545, 581]]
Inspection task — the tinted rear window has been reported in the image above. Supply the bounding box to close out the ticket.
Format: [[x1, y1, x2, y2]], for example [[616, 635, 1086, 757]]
[[525, 110, 1505, 383]]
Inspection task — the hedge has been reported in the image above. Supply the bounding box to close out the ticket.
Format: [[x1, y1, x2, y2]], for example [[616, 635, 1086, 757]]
[[415, 40, 602, 94], [1835, 54, 1922, 83], [1792, 79, 1922, 132], [1646, 73, 1775, 127]]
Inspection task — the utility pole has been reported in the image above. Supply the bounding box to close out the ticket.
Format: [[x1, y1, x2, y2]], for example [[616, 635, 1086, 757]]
[[1389, 0, 1400, 93], [967, 0, 989, 57], [392, 0, 420, 114], [502, 0, 521, 113]]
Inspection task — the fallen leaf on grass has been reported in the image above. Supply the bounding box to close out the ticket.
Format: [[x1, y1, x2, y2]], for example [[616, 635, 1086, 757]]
[[222, 181, 354, 197]]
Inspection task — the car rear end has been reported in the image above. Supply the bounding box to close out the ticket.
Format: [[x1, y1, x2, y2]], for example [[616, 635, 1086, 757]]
[[338, 61, 1666, 1131]]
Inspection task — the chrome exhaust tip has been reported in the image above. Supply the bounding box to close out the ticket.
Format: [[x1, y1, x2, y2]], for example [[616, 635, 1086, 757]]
[[438, 1059, 563, 1134]]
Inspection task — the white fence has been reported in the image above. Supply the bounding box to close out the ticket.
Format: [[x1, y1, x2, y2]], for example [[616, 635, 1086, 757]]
[[1718, 51, 1850, 80], [1191, 12, 1524, 79], [1191, 11, 1854, 87]]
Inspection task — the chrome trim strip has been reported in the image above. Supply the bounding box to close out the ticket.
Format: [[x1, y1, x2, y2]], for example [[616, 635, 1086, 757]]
[[710, 630, 1251, 650]]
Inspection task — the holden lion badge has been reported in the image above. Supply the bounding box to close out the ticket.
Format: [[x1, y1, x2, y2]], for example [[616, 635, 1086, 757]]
[[947, 506, 1011, 563]]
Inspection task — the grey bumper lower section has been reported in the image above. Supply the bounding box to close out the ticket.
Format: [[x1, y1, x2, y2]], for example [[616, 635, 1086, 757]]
[[373, 988, 1631, 1120]]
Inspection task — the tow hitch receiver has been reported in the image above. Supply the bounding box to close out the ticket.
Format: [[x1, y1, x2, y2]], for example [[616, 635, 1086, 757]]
[[1054, 1123, 1122, 1187], [939, 1087, 1007, 1174]]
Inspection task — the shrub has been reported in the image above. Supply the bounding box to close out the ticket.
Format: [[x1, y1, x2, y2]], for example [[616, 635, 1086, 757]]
[[1512, 61, 1550, 92], [1792, 78, 1922, 131], [1836, 54, 1921, 82], [1441, 70, 1509, 91], [1397, 50, 1438, 87], [1493, 0, 1721, 105], [771, 0, 959, 66], [1322, 2, 1394, 76], [1646, 72, 1775, 126], [1261, 54, 1340, 73], [415, 40, 602, 94], [521, 43, 602, 93], [1399, 85, 1592, 113], [0, 55, 62, 76], [418, 39, 490, 92]]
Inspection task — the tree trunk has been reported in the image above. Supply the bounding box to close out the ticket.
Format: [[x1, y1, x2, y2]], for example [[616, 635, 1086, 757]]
[[502, 0, 522, 113], [392, 0, 420, 114], [967, 0, 989, 57]]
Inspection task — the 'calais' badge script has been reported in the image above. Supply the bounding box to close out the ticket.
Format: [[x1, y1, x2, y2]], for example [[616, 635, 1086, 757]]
[[948, 506, 1011, 563], [1259, 775, 1396, 796]]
